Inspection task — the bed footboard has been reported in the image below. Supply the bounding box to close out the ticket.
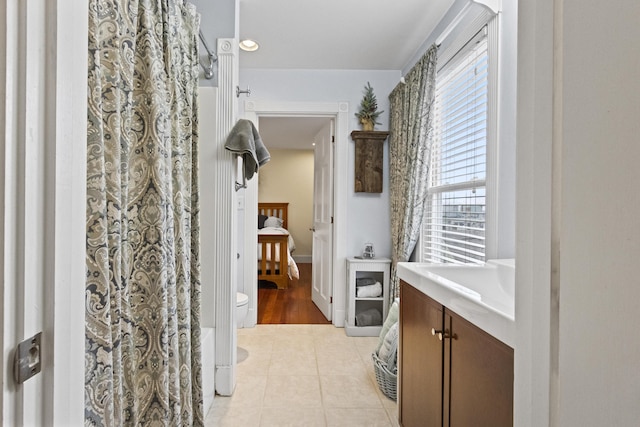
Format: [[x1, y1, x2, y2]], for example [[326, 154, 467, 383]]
[[258, 233, 289, 289]]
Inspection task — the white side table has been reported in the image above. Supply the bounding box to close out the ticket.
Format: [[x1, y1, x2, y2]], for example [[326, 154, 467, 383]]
[[345, 257, 391, 337]]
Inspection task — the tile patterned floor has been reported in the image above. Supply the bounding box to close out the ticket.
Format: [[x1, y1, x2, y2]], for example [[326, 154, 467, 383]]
[[205, 324, 399, 427]]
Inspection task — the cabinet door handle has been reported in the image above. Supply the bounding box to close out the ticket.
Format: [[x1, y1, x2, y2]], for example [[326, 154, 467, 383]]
[[431, 328, 457, 341]]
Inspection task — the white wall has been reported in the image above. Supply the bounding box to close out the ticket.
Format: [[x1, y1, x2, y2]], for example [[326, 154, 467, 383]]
[[258, 148, 314, 260], [198, 87, 219, 327], [515, 0, 554, 423], [517, 0, 640, 425], [239, 69, 401, 260], [557, 1, 640, 424], [494, 0, 518, 259]]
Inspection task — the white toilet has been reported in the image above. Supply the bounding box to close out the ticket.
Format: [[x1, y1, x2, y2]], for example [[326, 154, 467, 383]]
[[236, 292, 249, 327]]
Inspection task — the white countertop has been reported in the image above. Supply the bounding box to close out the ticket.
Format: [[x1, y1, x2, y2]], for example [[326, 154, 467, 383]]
[[397, 260, 515, 347]]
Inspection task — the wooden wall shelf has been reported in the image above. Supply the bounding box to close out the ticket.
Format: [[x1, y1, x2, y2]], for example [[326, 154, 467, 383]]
[[351, 130, 389, 193]]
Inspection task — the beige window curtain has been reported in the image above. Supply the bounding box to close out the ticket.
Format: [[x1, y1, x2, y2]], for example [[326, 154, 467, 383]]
[[85, 0, 203, 425], [388, 45, 438, 300]]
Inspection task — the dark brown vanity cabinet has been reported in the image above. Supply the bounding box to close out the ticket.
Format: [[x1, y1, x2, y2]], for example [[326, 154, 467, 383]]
[[399, 280, 514, 427], [399, 281, 444, 427]]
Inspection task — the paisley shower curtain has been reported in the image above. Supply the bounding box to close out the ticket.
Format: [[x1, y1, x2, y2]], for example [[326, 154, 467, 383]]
[[388, 45, 437, 299], [85, 0, 202, 425]]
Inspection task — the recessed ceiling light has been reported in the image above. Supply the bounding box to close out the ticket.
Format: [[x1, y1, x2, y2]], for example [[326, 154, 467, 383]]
[[239, 39, 259, 52]]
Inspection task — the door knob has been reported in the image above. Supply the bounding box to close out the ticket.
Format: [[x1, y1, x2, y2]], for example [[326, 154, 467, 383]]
[[309, 227, 316, 232]]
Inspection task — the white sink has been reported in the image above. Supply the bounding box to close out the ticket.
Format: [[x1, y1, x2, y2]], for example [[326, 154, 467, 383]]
[[397, 259, 515, 347]]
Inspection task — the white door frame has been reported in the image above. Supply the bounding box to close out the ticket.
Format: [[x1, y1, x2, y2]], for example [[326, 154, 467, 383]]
[[242, 101, 349, 327], [1, 0, 86, 424]]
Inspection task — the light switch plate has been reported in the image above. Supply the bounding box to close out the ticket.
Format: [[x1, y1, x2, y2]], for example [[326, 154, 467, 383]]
[[14, 332, 42, 384]]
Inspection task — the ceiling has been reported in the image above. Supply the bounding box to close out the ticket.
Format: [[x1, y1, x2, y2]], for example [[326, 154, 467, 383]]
[[238, 0, 454, 70], [258, 117, 330, 151], [231, 0, 455, 149]]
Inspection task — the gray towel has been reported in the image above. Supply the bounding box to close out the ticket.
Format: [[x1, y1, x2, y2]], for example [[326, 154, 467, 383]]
[[356, 277, 377, 287], [224, 119, 270, 180], [378, 321, 399, 373], [355, 308, 382, 327]]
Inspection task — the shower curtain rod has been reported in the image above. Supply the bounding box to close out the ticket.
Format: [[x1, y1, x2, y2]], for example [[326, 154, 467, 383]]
[[199, 30, 217, 80], [184, 0, 216, 79]]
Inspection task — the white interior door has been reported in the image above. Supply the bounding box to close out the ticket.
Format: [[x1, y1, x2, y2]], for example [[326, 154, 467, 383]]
[[311, 120, 334, 320]]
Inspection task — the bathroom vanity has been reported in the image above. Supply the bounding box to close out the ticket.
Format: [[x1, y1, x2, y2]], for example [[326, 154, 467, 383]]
[[397, 260, 515, 427]]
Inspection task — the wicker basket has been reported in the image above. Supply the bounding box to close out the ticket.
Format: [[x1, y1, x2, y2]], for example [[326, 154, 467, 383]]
[[372, 352, 397, 401]]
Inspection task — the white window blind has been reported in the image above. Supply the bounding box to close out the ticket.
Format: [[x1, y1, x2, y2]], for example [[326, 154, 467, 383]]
[[422, 29, 488, 265]]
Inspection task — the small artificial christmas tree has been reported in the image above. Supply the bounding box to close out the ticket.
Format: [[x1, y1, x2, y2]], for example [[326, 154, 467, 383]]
[[355, 82, 384, 131]]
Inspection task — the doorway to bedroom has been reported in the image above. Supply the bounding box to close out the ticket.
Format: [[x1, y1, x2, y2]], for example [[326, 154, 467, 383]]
[[257, 263, 329, 324], [256, 116, 333, 324]]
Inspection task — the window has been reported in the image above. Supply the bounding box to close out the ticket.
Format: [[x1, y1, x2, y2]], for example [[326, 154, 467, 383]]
[[421, 29, 489, 264]]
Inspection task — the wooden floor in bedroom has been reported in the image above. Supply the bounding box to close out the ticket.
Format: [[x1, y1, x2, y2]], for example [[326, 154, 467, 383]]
[[257, 263, 331, 324]]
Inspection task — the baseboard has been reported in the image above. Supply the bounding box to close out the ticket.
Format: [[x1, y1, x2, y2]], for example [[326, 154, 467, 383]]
[[293, 254, 312, 263], [215, 364, 235, 396], [243, 307, 256, 328], [333, 309, 345, 327]]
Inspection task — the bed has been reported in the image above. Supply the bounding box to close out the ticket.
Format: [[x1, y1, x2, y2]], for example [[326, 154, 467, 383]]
[[258, 202, 300, 289]]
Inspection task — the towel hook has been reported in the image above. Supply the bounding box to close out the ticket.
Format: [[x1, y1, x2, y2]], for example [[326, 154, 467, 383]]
[[234, 155, 248, 191], [235, 173, 247, 191], [236, 86, 251, 98]]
